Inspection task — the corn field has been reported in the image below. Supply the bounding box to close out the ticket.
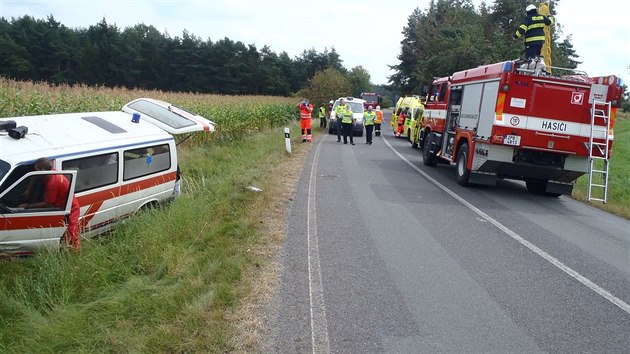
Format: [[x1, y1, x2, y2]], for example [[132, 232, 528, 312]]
[[0, 77, 297, 143]]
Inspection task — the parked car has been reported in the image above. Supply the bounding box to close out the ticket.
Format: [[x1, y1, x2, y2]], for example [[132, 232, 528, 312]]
[[0, 98, 215, 255], [329, 97, 365, 137]]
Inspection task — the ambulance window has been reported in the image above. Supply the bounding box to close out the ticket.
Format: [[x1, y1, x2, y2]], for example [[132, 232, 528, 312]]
[[123, 144, 171, 181], [0, 164, 33, 195], [62, 152, 118, 193], [0, 173, 72, 212], [127, 100, 196, 129], [0, 159, 10, 189]]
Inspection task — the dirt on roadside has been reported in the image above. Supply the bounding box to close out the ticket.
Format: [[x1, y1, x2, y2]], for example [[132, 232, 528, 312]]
[[225, 131, 315, 352]]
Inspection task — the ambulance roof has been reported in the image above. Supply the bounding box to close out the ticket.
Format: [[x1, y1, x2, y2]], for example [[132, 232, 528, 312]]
[[0, 111, 172, 167]]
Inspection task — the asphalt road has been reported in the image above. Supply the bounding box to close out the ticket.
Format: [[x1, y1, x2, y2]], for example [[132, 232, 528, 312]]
[[263, 116, 630, 353]]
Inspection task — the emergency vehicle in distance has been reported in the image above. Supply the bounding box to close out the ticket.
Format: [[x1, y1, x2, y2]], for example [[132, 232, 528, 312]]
[[360, 92, 382, 110], [391, 95, 424, 141], [418, 60, 624, 197], [0, 98, 215, 255]]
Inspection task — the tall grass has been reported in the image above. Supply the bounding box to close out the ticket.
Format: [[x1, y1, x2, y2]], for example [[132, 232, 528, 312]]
[[0, 125, 308, 352], [0, 77, 307, 351], [572, 111, 630, 218]]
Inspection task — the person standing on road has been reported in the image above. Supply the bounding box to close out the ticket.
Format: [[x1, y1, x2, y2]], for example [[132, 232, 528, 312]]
[[297, 98, 314, 142], [340, 103, 355, 145], [318, 105, 327, 129], [334, 99, 347, 142], [364, 105, 376, 144], [374, 105, 383, 136]]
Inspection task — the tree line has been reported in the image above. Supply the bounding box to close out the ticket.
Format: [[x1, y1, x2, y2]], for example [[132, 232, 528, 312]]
[[0, 15, 362, 96], [389, 0, 582, 95]]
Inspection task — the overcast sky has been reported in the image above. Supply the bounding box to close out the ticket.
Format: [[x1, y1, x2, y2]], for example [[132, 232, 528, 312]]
[[1, 0, 628, 86]]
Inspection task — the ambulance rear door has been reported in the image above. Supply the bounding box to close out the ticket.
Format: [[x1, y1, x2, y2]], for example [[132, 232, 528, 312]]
[[122, 98, 216, 135]]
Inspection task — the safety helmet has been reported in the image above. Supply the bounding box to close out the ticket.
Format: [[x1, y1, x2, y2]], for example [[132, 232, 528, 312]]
[[376, 105, 381, 110], [368, 105, 373, 110], [329, 100, 334, 104], [526, 4, 536, 12]]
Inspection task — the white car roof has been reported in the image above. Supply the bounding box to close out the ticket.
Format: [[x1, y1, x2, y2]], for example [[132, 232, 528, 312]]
[[0, 111, 173, 167], [336, 97, 366, 105]]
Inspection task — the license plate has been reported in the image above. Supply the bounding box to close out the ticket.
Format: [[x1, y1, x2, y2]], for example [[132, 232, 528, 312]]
[[504, 135, 521, 146]]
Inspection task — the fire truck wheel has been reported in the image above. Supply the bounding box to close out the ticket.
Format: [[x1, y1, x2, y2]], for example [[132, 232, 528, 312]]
[[423, 133, 437, 167], [456, 142, 471, 186], [418, 130, 425, 150]]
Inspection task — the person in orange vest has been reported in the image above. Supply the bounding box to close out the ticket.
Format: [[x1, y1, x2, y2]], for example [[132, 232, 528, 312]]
[[374, 105, 383, 136], [297, 98, 314, 142], [395, 108, 407, 138]]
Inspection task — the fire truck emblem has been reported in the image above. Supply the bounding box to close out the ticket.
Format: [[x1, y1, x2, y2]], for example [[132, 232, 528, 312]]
[[571, 92, 584, 105], [510, 116, 520, 126]]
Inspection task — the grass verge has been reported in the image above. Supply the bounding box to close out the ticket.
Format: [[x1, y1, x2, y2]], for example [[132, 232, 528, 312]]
[[0, 121, 314, 352], [572, 112, 630, 219]]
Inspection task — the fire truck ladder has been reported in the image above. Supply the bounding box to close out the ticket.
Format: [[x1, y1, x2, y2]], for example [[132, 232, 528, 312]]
[[587, 100, 612, 203]]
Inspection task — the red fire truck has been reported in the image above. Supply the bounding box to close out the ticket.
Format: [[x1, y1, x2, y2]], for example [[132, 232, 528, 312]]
[[360, 92, 382, 110], [419, 60, 624, 197]]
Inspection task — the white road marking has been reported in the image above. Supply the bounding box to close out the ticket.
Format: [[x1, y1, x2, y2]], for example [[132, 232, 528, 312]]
[[307, 137, 331, 353], [383, 136, 630, 315]]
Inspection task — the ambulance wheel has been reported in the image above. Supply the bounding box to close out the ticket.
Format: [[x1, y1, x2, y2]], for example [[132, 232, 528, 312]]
[[423, 133, 437, 167], [406, 129, 411, 142], [456, 142, 471, 186]]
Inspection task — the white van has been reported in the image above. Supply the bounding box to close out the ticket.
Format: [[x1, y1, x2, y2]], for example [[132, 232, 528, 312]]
[[328, 97, 365, 137], [0, 98, 215, 255]]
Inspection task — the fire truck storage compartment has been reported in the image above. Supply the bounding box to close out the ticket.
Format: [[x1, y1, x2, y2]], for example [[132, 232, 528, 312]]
[[529, 79, 591, 124], [458, 80, 499, 139]]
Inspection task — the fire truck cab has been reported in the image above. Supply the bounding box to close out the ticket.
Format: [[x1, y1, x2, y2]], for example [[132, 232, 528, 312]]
[[420, 60, 624, 196]]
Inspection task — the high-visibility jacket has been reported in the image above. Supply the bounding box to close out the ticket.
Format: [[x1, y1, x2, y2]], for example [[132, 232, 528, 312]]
[[341, 105, 354, 124], [514, 12, 554, 46], [318, 106, 326, 118], [299, 103, 313, 119], [364, 111, 376, 126], [375, 110, 383, 124], [335, 104, 346, 120]]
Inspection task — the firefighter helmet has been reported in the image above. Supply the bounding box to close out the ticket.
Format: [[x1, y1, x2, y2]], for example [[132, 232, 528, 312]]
[[526, 4, 536, 12]]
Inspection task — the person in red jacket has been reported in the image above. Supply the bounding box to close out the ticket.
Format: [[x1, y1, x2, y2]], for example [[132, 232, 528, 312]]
[[297, 98, 314, 142], [21, 157, 81, 251]]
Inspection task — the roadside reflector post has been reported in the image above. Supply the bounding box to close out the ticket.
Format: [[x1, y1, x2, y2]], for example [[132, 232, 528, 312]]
[[284, 127, 291, 155]]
